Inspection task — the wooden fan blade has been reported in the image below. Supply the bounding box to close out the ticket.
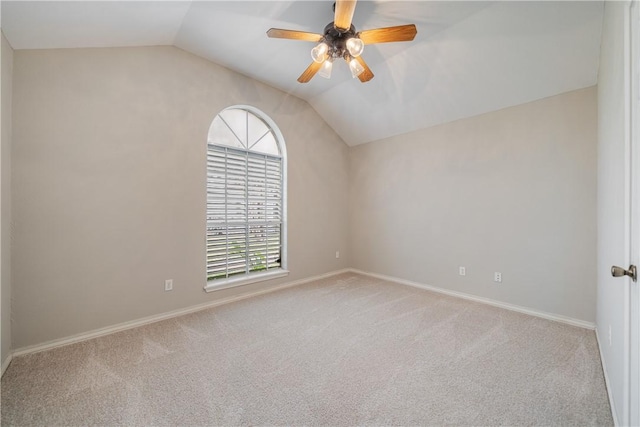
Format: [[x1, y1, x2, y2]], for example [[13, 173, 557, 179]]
[[267, 28, 323, 42], [334, 0, 357, 30], [298, 61, 323, 83], [359, 24, 417, 44], [355, 56, 374, 83]]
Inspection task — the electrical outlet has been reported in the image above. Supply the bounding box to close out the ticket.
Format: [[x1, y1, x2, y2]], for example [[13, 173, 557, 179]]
[[459, 266, 466, 276], [336, 251, 340, 259], [494, 272, 502, 283], [165, 279, 173, 291]]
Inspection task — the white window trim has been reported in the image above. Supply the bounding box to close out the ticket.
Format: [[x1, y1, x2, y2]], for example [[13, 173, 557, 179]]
[[205, 105, 288, 292], [204, 269, 290, 292]]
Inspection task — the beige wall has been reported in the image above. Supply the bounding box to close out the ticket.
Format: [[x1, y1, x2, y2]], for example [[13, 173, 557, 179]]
[[1, 32, 14, 366], [11, 46, 349, 349], [9, 45, 599, 350], [349, 87, 597, 322]]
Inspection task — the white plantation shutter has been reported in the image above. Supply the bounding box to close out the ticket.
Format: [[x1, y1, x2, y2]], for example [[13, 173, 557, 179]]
[[206, 107, 285, 283]]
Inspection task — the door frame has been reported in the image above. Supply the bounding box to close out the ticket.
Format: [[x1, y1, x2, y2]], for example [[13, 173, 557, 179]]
[[628, 1, 639, 425]]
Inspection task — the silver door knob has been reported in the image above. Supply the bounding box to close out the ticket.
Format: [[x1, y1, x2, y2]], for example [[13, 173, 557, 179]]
[[611, 265, 637, 282]]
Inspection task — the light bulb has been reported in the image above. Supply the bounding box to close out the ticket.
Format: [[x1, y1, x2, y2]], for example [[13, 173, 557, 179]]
[[346, 37, 364, 57], [348, 58, 365, 78], [311, 42, 329, 63], [318, 59, 333, 79]]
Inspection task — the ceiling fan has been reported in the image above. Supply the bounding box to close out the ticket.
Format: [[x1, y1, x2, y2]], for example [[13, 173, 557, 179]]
[[267, 0, 417, 83]]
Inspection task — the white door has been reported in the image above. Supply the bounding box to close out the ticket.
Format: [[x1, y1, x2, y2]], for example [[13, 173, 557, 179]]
[[600, 2, 639, 425]]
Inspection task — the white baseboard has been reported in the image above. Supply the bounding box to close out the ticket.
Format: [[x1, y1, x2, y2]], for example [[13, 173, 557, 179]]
[[9, 267, 595, 359], [1, 353, 12, 377], [349, 268, 596, 330], [12, 268, 352, 358], [595, 328, 619, 426]]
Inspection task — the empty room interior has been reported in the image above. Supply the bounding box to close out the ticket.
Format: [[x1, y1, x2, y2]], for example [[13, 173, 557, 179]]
[[0, 0, 638, 425]]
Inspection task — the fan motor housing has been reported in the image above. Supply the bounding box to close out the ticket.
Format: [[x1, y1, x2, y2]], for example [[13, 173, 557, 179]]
[[323, 22, 357, 59]]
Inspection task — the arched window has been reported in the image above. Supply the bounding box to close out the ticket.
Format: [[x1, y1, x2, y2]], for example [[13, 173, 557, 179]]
[[205, 106, 288, 291]]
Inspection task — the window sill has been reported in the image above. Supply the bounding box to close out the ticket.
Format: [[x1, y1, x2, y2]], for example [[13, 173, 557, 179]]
[[204, 269, 290, 293]]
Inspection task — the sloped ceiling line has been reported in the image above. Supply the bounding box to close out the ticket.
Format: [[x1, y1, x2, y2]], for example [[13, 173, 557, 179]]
[[1, 1, 604, 146]]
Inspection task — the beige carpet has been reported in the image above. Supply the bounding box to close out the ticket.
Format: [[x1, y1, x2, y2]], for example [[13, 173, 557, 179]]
[[1, 273, 612, 426]]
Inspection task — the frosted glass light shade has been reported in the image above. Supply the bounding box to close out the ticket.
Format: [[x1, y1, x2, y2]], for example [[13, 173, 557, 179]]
[[311, 42, 329, 63], [318, 59, 333, 79], [349, 58, 365, 78], [346, 37, 364, 57]]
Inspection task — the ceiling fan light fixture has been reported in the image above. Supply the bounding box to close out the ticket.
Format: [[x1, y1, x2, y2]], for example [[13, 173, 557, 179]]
[[346, 37, 364, 57], [318, 58, 334, 79], [311, 42, 329, 63], [348, 57, 365, 78], [267, 0, 416, 84]]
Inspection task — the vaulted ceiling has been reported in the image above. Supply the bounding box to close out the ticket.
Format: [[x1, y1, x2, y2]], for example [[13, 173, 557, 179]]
[[1, 1, 604, 146]]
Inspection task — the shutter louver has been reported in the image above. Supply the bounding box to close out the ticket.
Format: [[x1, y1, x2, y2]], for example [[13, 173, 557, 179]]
[[207, 143, 283, 281]]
